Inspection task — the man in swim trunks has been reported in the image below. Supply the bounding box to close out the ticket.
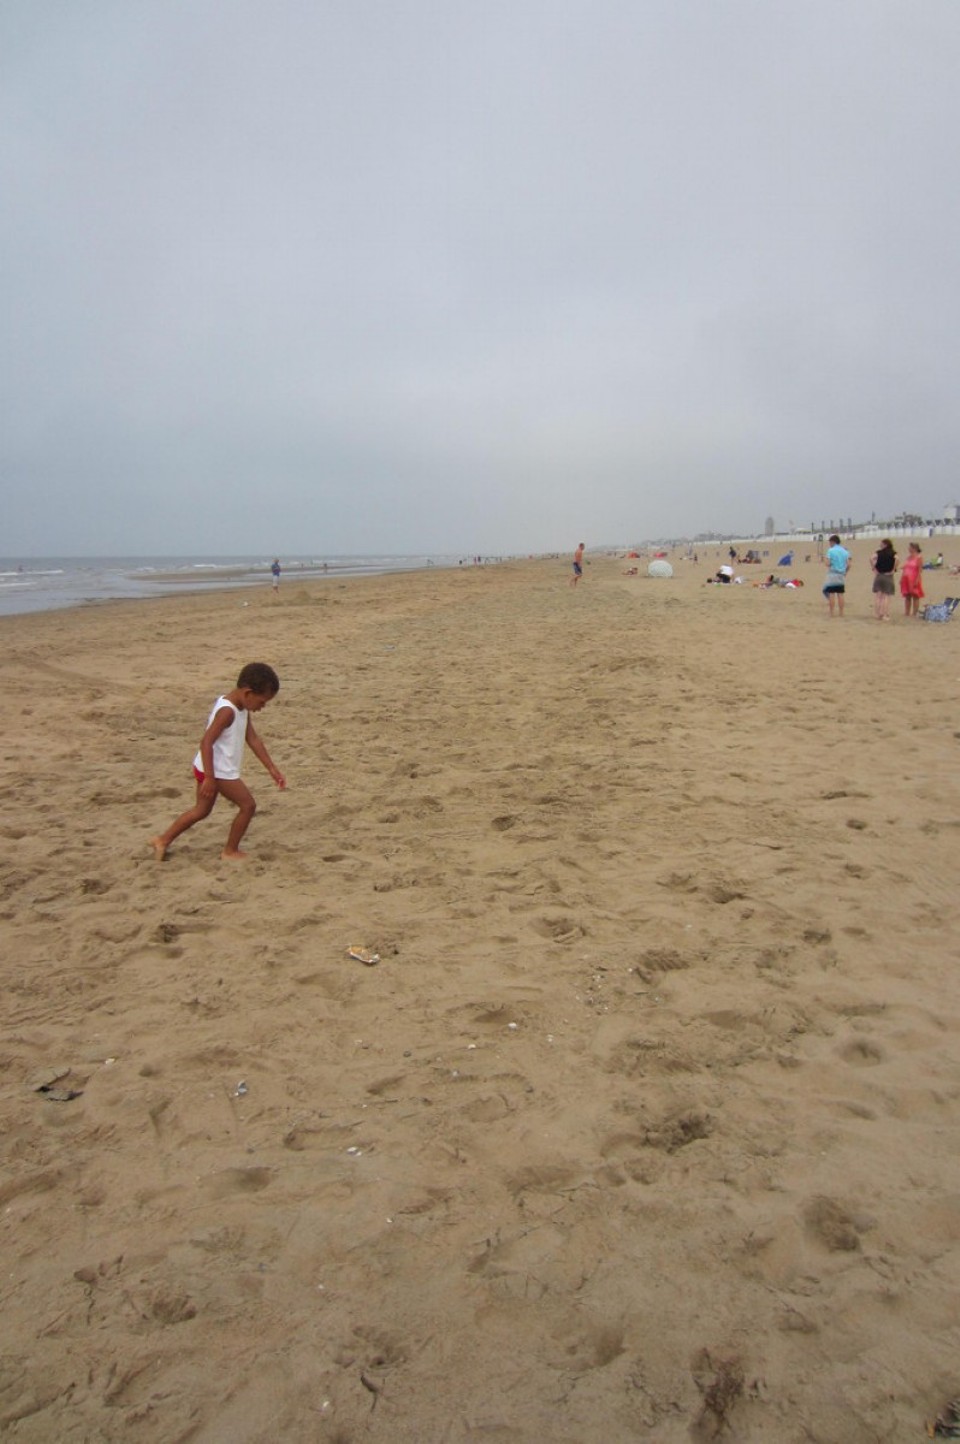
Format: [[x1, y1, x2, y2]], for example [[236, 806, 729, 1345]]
[[823, 534, 852, 617], [570, 542, 585, 587]]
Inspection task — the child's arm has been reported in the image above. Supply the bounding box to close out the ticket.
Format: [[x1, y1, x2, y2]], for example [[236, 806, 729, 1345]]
[[198, 706, 237, 797], [245, 719, 286, 789]]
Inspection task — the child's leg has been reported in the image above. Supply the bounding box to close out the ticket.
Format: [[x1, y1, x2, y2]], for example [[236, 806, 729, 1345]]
[[150, 781, 217, 860], [217, 779, 258, 858]]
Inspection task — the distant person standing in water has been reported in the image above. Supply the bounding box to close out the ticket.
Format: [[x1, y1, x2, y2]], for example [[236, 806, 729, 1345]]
[[570, 542, 585, 587], [822, 534, 851, 617], [271, 558, 281, 593], [900, 542, 925, 617]]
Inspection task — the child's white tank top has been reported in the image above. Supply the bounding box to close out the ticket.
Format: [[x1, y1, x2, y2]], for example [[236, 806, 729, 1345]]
[[193, 697, 245, 778]]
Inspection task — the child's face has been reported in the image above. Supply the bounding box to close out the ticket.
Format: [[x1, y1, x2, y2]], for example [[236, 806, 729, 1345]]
[[240, 687, 275, 712]]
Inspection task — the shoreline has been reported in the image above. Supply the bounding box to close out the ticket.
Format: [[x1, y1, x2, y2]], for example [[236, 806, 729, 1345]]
[[0, 552, 471, 619], [2, 555, 959, 1441], [0, 557, 522, 637]]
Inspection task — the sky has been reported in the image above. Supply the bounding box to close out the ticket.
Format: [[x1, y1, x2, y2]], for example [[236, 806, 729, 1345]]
[[2, 0, 959, 557]]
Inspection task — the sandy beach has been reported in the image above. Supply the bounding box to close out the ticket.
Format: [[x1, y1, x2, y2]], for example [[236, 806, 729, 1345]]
[[2, 545, 959, 1442]]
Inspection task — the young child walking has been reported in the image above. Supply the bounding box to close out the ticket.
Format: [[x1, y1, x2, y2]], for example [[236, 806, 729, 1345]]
[[150, 662, 286, 861]]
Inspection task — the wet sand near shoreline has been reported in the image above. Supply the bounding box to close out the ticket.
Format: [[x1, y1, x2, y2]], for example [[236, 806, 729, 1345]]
[[1, 550, 959, 1441]]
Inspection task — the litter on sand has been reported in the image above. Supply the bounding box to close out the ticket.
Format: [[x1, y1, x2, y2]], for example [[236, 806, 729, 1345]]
[[929, 1398, 960, 1437], [347, 946, 380, 966], [32, 1066, 83, 1102]]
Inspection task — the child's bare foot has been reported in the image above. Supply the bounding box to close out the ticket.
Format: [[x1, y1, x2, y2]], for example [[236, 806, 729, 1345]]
[[149, 837, 168, 861], [221, 848, 249, 861]]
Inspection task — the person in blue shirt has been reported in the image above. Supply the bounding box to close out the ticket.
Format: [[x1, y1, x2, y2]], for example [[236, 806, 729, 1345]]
[[823, 534, 852, 617]]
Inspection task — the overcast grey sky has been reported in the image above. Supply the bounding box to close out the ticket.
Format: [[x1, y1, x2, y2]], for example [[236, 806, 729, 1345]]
[[2, 1, 959, 556]]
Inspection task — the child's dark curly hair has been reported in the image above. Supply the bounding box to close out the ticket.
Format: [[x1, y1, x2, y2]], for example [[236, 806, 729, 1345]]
[[236, 662, 280, 696]]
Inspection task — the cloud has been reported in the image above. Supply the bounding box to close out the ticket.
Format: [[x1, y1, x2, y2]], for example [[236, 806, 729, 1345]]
[[3, 0, 960, 553]]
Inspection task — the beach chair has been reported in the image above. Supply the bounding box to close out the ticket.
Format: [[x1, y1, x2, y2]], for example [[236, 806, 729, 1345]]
[[921, 597, 959, 623]]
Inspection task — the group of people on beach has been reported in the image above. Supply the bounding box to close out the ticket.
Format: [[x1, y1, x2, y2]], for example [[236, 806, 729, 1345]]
[[822, 534, 926, 619]]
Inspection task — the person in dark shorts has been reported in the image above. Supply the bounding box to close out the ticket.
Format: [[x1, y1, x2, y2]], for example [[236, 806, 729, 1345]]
[[823, 534, 851, 617]]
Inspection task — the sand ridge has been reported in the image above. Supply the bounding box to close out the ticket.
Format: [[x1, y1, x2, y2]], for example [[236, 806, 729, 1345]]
[[1, 549, 959, 1441]]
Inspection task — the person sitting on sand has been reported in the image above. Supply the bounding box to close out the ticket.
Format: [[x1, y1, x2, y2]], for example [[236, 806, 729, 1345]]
[[150, 662, 286, 861]]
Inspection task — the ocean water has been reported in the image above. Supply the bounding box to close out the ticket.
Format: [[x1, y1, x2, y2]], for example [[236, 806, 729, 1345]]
[[0, 554, 461, 618]]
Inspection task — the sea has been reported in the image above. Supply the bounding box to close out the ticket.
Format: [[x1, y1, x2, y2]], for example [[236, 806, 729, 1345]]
[[0, 554, 463, 618]]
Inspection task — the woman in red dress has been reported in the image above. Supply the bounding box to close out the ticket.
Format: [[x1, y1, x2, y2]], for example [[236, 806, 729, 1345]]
[[900, 542, 925, 617]]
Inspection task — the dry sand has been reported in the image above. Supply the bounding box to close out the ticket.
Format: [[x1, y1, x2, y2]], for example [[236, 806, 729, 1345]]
[[2, 546, 959, 1442]]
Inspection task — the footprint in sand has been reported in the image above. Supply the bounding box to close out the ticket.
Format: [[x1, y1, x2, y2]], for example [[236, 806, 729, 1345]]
[[461, 1093, 517, 1123], [802, 1195, 871, 1252], [467, 1003, 526, 1029], [532, 914, 583, 943], [838, 1036, 886, 1066], [642, 1108, 714, 1154], [544, 1318, 626, 1374], [467, 1224, 566, 1295], [79, 876, 112, 896], [204, 1166, 273, 1198], [632, 947, 692, 983]]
